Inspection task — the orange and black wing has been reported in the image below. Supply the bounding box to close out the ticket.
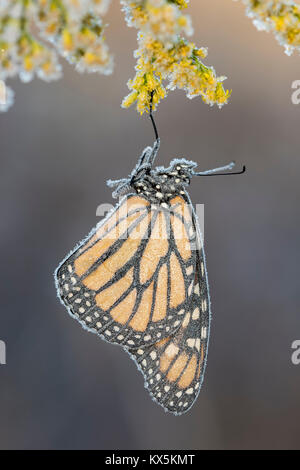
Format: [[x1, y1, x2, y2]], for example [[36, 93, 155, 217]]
[[128, 204, 210, 415], [55, 194, 197, 348]]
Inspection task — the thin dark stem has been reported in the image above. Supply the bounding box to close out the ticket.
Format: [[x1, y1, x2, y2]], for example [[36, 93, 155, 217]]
[[149, 91, 159, 141]]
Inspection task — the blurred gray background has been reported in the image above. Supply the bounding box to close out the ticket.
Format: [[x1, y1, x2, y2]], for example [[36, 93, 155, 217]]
[[0, 2, 299, 450]]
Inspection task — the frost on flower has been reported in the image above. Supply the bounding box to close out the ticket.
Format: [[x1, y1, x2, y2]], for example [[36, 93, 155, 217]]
[[0, 0, 230, 115], [0, 0, 112, 111], [121, 0, 231, 114], [241, 0, 300, 55]]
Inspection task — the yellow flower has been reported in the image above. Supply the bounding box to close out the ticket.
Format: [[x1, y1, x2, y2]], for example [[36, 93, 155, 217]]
[[62, 30, 73, 51], [242, 0, 300, 53], [24, 56, 34, 71], [122, 0, 230, 114], [0, 0, 113, 111]]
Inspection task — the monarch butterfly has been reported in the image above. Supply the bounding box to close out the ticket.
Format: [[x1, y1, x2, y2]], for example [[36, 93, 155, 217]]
[[55, 128, 245, 415]]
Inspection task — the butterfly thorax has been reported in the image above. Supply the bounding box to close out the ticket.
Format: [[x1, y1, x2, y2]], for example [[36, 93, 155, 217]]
[[132, 160, 196, 204]]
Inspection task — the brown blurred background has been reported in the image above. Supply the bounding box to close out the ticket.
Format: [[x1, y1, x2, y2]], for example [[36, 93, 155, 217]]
[[0, 1, 300, 450]]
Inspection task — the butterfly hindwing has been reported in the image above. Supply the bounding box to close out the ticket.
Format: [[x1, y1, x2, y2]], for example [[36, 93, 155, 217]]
[[128, 200, 211, 415], [55, 194, 197, 348]]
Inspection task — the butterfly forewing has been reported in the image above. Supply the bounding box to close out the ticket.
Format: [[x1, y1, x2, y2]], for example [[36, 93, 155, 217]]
[[55, 194, 197, 349], [128, 204, 210, 415]]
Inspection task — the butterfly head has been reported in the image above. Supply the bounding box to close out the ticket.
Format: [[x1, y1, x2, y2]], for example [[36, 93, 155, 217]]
[[107, 140, 199, 202]]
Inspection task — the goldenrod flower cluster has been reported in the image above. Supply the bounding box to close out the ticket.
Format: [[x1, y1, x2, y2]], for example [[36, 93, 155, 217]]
[[2, 1, 300, 115], [0, 0, 112, 111], [242, 0, 300, 55], [121, 0, 230, 114]]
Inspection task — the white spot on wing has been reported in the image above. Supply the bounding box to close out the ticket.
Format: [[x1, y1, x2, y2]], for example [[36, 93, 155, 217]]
[[182, 312, 190, 328], [192, 308, 200, 320], [165, 344, 179, 358], [201, 327, 207, 339], [201, 262, 205, 277], [186, 265, 193, 276], [187, 338, 195, 348]]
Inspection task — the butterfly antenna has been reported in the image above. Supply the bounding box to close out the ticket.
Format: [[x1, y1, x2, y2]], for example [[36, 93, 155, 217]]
[[194, 162, 246, 177], [149, 91, 159, 141]]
